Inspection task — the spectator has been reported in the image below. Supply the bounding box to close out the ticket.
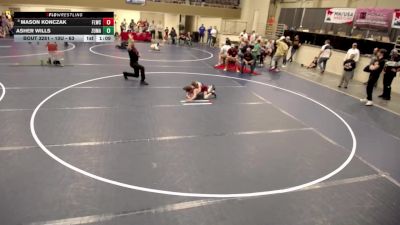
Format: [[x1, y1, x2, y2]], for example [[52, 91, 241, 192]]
[[269, 36, 288, 72], [241, 47, 255, 74], [338, 54, 356, 89], [252, 39, 262, 66], [157, 21, 163, 40], [249, 30, 257, 44], [210, 26, 217, 47], [239, 29, 248, 41], [364, 47, 379, 85], [169, 27, 177, 44], [379, 49, 400, 100], [239, 40, 251, 62], [199, 24, 206, 43], [282, 36, 292, 67], [225, 45, 240, 72], [0, 26, 4, 38], [216, 39, 232, 67], [207, 26, 212, 46], [120, 18, 127, 32], [360, 49, 387, 106], [288, 35, 301, 63], [317, 39, 332, 74], [129, 19, 135, 32], [149, 20, 156, 39], [2, 14, 9, 36], [164, 27, 169, 41], [344, 43, 360, 64]]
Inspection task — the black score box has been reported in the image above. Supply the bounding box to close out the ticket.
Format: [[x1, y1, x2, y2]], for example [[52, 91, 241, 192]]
[[14, 18, 110, 26], [14, 26, 109, 35]]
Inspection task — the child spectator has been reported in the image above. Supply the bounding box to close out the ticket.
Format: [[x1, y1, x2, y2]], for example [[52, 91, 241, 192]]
[[338, 54, 356, 89]]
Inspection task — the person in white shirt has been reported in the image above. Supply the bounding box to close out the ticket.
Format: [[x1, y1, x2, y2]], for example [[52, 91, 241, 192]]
[[149, 20, 156, 40], [157, 21, 163, 40], [249, 30, 257, 44], [216, 39, 232, 66], [318, 39, 333, 74], [210, 26, 218, 47], [239, 29, 248, 41], [344, 43, 360, 63]]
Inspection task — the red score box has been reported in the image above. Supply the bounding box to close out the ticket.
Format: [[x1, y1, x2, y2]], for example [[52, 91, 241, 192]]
[[102, 18, 114, 26]]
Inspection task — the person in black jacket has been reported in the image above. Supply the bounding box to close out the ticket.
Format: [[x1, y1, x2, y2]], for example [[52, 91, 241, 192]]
[[379, 49, 400, 100], [338, 54, 356, 89], [123, 34, 148, 85], [360, 49, 387, 106]]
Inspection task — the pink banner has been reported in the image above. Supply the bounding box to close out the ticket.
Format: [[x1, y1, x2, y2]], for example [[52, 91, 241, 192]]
[[392, 9, 400, 29], [354, 8, 394, 30]]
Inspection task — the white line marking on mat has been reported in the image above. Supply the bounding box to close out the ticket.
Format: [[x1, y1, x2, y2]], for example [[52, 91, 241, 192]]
[[2, 127, 311, 152], [89, 43, 214, 62], [182, 102, 212, 106], [0, 82, 5, 103], [30, 72, 357, 198], [25, 173, 382, 225], [283, 69, 400, 117], [0, 45, 11, 48]]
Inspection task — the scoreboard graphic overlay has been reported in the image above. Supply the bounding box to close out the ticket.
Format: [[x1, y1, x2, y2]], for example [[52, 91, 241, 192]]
[[14, 12, 115, 42]]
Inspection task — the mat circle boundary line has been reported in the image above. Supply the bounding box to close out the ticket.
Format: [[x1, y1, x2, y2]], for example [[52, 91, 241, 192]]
[[30, 72, 357, 198]]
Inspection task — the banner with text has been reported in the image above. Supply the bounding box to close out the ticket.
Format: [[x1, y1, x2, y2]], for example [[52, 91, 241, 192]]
[[354, 8, 394, 30], [392, 9, 400, 29], [324, 8, 356, 24]]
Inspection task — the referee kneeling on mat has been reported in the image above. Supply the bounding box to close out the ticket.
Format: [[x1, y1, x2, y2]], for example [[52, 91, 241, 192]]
[[123, 33, 149, 85]]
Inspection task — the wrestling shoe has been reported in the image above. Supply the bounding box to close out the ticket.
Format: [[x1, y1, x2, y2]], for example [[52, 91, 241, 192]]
[[140, 81, 149, 85], [123, 72, 128, 80], [365, 101, 373, 106], [360, 98, 368, 103]]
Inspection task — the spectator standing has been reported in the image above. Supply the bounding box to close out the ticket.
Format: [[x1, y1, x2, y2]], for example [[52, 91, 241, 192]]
[[288, 35, 301, 63], [129, 19, 135, 32], [199, 24, 206, 43], [360, 49, 387, 106], [210, 26, 217, 47], [338, 54, 356, 89], [149, 20, 156, 39], [169, 27, 177, 45], [239, 29, 248, 41], [344, 43, 360, 63], [318, 39, 332, 74], [164, 27, 169, 41], [379, 49, 400, 100], [364, 48, 379, 85], [157, 21, 163, 40], [282, 36, 292, 67], [120, 19, 127, 33], [252, 39, 262, 66], [249, 31, 257, 44], [269, 36, 288, 72], [206, 26, 212, 46]]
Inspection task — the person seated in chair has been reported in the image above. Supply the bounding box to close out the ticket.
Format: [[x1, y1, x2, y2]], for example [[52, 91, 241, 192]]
[[241, 48, 255, 74], [224, 45, 240, 72]]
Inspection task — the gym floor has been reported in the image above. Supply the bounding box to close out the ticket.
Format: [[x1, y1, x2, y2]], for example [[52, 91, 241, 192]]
[[0, 39, 399, 225]]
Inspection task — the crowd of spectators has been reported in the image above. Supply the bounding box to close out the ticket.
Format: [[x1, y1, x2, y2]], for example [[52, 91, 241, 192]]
[[0, 13, 14, 38]]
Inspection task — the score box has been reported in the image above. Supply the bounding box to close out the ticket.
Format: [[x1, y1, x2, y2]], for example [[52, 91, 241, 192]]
[[102, 18, 114, 26], [102, 26, 114, 35]]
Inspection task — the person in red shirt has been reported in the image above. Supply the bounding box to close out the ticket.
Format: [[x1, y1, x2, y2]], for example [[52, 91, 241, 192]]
[[225, 45, 240, 72]]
